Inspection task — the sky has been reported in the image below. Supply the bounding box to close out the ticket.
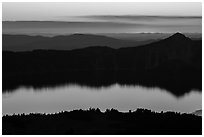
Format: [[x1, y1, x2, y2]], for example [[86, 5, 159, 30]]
[[2, 2, 202, 34]]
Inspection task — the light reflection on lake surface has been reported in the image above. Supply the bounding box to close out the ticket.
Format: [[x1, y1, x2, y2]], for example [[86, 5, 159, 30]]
[[2, 84, 201, 115]]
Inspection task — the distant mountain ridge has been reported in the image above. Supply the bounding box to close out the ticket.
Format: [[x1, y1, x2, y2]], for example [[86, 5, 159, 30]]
[[3, 33, 202, 96], [116, 33, 201, 70], [3, 32, 202, 51], [3, 34, 139, 51], [102, 32, 202, 41]]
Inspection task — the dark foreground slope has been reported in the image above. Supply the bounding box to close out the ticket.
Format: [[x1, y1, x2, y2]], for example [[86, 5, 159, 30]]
[[3, 33, 202, 96], [3, 108, 202, 135]]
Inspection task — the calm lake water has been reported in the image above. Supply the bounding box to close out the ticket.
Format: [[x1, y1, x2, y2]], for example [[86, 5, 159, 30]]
[[2, 84, 201, 115]]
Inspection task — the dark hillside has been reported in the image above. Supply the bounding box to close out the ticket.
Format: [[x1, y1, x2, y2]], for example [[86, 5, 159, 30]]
[[3, 33, 202, 96]]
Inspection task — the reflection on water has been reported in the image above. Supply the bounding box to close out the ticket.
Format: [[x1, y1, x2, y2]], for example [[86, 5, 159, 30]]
[[2, 84, 201, 115]]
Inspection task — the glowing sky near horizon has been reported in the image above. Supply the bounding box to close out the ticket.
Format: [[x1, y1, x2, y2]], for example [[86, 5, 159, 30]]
[[2, 2, 202, 33], [3, 2, 202, 21]]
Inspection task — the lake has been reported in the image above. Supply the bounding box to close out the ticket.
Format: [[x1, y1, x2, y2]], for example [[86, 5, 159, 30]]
[[2, 84, 201, 115]]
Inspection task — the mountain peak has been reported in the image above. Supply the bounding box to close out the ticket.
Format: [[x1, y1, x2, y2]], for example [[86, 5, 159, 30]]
[[169, 32, 187, 39], [164, 32, 191, 42]]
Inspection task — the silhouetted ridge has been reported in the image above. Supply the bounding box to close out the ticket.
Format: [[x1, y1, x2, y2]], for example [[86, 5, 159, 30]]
[[53, 33, 117, 40], [3, 33, 202, 96], [3, 34, 138, 51], [3, 108, 202, 135], [165, 32, 191, 41], [72, 33, 85, 36], [171, 32, 187, 38]]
